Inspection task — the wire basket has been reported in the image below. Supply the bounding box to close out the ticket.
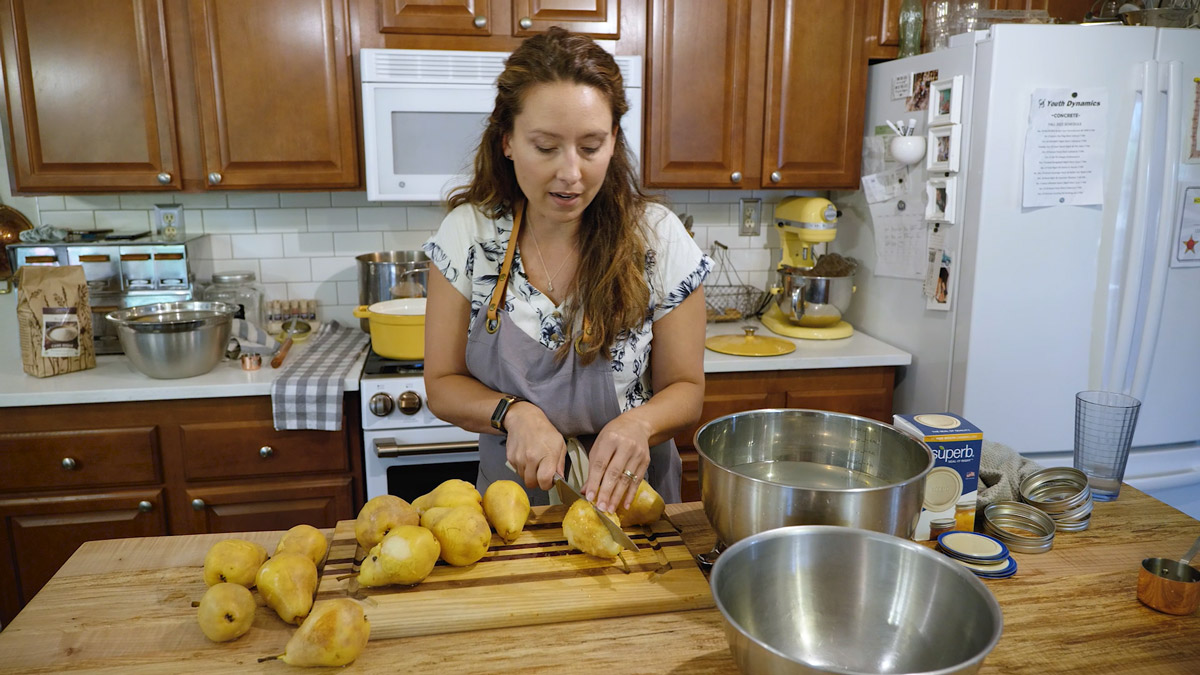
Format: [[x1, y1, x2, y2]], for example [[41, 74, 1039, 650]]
[[704, 241, 772, 323]]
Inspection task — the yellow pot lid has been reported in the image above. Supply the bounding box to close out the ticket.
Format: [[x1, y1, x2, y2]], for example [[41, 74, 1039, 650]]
[[705, 326, 796, 357]]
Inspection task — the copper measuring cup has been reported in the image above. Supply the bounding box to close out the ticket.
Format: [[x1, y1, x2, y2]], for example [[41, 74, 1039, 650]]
[[1137, 535, 1200, 615]]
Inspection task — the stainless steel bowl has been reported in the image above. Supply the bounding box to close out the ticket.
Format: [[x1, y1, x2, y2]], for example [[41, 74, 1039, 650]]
[[776, 264, 857, 327], [106, 301, 236, 379], [695, 409, 933, 546], [711, 526, 1003, 675]]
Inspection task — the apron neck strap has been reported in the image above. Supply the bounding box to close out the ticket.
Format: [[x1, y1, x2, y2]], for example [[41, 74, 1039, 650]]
[[485, 201, 524, 334]]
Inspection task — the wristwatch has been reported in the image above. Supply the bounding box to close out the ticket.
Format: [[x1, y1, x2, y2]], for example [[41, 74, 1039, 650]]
[[490, 394, 526, 432]]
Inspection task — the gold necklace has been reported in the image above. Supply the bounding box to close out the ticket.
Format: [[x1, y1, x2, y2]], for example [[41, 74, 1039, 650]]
[[527, 225, 571, 293]]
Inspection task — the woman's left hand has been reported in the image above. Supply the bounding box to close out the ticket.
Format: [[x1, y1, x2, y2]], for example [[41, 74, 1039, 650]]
[[585, 415, 652, 513]]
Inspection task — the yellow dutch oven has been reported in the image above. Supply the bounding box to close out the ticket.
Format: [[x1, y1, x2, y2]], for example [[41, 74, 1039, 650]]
[[353, 298, 426, 360]]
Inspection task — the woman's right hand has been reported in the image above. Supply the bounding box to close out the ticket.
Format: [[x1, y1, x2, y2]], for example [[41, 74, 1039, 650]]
[[503, 402, 566, 490]]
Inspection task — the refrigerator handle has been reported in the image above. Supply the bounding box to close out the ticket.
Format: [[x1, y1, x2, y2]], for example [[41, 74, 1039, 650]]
[[1104, 61, 1159, 395], [1130, 60, 1183, 400]]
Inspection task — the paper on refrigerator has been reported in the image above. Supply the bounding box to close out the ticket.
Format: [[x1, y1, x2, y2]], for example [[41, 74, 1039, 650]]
[[861, 168, 927, 279], [1023, 87, 1107, 208]]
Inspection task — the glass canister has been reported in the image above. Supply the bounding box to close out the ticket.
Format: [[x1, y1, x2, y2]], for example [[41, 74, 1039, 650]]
[[203, 271, 265, 327]]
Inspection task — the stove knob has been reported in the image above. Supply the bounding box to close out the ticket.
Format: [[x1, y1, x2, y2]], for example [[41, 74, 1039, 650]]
[[398, 390, 423, 415], [368, 392, 395, 417]]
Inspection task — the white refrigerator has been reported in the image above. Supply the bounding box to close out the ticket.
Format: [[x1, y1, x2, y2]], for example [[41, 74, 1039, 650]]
[[837, 25, 1200, 518]]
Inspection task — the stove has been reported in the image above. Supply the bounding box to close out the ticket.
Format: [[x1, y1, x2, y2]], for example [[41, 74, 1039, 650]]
[[359, 347, 479, 501]]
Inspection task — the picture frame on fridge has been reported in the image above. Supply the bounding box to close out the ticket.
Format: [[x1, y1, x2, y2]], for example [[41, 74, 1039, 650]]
[[927, 124, 961, 172], [928, 76, 963, 126], [926, 175, 957, 223]]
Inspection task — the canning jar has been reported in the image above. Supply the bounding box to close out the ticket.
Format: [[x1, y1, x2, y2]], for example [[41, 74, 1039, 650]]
[[203, 271, 264, 327], [955, 498, 977, 532]]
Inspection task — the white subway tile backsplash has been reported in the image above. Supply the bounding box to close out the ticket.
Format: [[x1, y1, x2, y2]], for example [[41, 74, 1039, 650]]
[[333, 232, 383, 257], [231, 233, 284, 259], [281, 192, 331, 208], [118, 194, 169, 209], [356, 206, 407, 231], [64, 195, 121, 210], [707, 190, 756, 204], [95, 210, 151, 232], [255, 208, 307, 233], [383, 230, 434, 251], [40, 210, 96, 229], [306, 207, 357, 232], [336, 280, 359, 305], [211, 259, 259, 277], [282, 232, 335, 258], [331, 192, 374, 208], [262, 282, 289, 301], [192, 234, 232, 260], [323, 305, 358, 328], [175, 193, 228, 208], [661, 189, 710, 205], [201, 209, 256, 234], [406, 206, 445, 230], [227, 193, 280, 208], [728, 248, 772, 270], [310, 256, 357, 283], [686, 203, 735, 228], [259, 257, 311, 283], [286, 281, 339, 305], [37, 196, 65, 210]]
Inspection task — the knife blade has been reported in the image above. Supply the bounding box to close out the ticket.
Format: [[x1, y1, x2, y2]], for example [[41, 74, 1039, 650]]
[[554, 473, 639, 553]]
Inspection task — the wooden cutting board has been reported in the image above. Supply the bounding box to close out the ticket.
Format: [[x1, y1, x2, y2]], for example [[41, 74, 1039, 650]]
[[314, 505, 715, 640]]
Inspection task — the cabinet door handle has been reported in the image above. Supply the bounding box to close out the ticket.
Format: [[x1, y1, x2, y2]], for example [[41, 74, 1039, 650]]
[[519, 17, 533, 29], [208, 172, 222, 185], [730, 171, 742, 184], [770, 171, 782, 183], [474, 15, 486, 28], [259, 445, 274, 458], [192, 498, 206, 511], [138, 500, 153, 513], [61, 457, 77, 470], [156, 172, 171, 184]]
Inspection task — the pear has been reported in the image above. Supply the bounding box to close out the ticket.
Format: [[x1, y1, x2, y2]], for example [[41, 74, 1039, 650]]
[[203, 539, 268, 587], [562, 499, 622, 559], [255, 551, 319, 625], [615, 480, 665, 527], [196, 582, 256, 642], [483, 480, 531, 543], [263, 599, 370, 667], [358, 525, 441, 587], [354, 495, 420, 551], [412, 478, 483, 515], [275, 524, 328, 567], [421, 505, 492, 566]]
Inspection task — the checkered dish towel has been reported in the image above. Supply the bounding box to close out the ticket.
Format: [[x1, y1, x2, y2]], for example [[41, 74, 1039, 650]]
[[271, 321, 369, 432]]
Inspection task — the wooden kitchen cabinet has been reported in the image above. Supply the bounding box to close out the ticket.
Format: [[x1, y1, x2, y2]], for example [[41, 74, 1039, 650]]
[[372, 0, 619, 43], [673, 367, 896, 502], [645, 0, 868, 190], [0, 394, 364, 626], [0, 0, 358, 193]]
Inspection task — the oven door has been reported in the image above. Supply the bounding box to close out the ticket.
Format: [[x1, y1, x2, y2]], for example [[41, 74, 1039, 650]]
[[362, 82, 492, 202], [364, 427, 480, 503]]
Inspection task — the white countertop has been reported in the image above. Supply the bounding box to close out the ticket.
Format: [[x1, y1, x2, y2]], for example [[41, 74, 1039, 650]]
[[0, 291, 910, 407], [702, 320, 911, 373], [0, 293, 365, 408]]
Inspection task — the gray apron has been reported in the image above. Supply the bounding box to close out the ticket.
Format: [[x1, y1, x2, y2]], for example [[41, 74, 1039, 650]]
[[463, 204, 682, 506]]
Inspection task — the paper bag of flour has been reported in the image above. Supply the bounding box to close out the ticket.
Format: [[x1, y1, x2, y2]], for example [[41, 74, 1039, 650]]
[[16, 265, 95, 377]]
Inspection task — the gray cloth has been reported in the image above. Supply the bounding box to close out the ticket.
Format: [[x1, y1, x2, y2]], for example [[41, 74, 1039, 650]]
[[977, 440, 1046, 510], [18, 224, 66, 243], [270, 321, 368, 431]]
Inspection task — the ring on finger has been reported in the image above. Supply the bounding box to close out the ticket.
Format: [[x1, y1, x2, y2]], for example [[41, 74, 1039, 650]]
[[622, 469, 638, 480]]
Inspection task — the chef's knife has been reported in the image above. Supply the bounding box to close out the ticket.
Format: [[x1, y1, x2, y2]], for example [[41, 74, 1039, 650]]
[[554, 473, 639, 553]]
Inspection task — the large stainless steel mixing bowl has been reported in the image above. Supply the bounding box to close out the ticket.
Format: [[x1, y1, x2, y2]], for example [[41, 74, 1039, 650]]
[[711, 526, 1003, 675], [776, 264, 856, 327], [107, 301, 236, 379], [695, 409, 933, 546]]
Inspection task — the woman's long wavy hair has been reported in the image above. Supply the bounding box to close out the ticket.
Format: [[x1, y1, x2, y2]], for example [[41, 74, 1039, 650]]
[[447, 27, 655, 365]]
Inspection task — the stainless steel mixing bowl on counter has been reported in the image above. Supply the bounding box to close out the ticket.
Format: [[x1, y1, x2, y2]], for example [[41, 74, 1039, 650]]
[[106, 301, 236, 379], [775, 263, 857, 327], [711, 526, 1003, 674], [695, 409, 933, 547]]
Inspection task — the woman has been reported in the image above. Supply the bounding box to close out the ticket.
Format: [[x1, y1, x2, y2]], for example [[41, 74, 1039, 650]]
[[422, 28, 711, 513]]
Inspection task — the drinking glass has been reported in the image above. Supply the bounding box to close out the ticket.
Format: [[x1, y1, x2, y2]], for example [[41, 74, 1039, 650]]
[[1073, 390, 1141, 501]]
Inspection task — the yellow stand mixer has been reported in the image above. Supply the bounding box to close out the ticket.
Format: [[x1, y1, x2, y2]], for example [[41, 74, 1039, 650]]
[[760, 196, 856, 340]]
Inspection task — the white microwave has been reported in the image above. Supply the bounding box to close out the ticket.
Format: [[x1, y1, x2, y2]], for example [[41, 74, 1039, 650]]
[[361, 48, 643, 203]]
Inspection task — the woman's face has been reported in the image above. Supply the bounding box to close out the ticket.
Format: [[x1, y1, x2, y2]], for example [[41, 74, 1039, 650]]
[[503, 81, 616, 229]]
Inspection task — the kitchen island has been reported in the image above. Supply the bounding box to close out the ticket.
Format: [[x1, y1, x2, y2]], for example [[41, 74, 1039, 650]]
[[0, 489, 1196, 673]]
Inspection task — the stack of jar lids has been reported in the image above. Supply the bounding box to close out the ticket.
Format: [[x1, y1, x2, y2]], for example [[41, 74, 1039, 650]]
[[936, 531, 1017, 579], [981, 501, 1056, 554], [1019, 467, 1094, 532]]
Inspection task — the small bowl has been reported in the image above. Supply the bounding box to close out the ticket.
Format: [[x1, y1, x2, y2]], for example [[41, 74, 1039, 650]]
[[891, 135, 926, 165], [710, 525, 1003, 674], [1138, 557, 1200, 615]]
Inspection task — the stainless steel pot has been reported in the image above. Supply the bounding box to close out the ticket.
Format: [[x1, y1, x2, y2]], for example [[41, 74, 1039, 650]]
[[695, 409, 933, 546], [106, 301, 236, 379], [711, 526, 1003, 674], [356, 250, 430, 332], [775, 263, 856, 327]]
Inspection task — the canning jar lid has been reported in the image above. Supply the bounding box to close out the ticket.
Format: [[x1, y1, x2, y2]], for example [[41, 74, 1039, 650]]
[[212, 270, 257, 284]]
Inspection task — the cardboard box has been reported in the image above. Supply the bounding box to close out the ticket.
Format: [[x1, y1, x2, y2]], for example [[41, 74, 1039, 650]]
[[893, 413, 982, 541]]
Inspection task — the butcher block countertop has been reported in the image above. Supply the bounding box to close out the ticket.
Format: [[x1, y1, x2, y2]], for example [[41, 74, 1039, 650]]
[[0, 491, 1197, 674]]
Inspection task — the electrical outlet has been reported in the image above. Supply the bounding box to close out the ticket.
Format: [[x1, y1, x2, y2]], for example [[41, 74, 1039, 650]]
[[739, 198, 762, 237]]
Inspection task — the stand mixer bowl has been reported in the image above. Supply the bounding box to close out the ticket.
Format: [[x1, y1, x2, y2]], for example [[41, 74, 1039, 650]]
[[776, 264, 857, 327]]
